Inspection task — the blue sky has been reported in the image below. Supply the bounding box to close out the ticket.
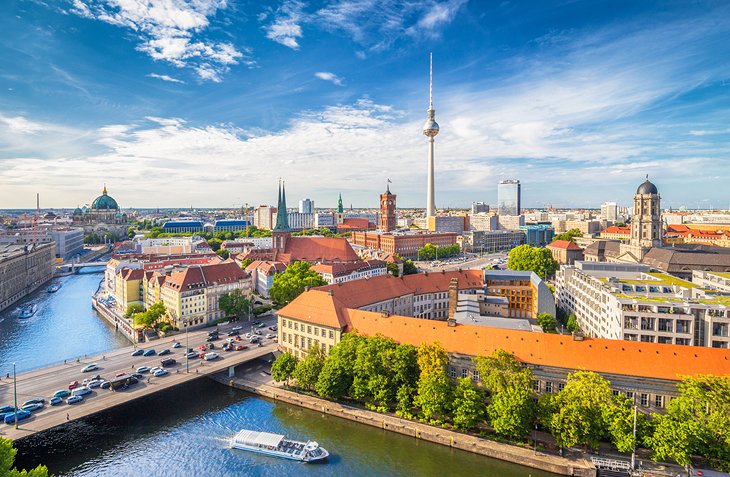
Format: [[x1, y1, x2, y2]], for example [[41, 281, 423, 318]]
[[1, 0, 729, 210]]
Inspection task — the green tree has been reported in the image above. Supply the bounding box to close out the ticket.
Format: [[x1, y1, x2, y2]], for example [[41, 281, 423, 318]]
[[0, 437, 51, 477], [127, 226, 136, 239], [293, 343, 325, 390], [507, 244, 559, 279], [602, 394, 640, 453], [315, 333, 363, 399], [566, 313, 579, 333], [271, 352, 298, 385], [402, 259, 418, 275], [208, 238, 222, 251], [417, 342, 449, 377], [414, 371, 452, 423], [269, 262, 327, 305], [386, 261, 399, 277], [218, 289, 251, 320], [240, 258, 253, 269], [133, 301, 167, 329], [537, 313, 557, 333], [124, 303, 144, 319], [216, 249, 230, 259], [552, 228, 583, 243], [547, 371, 613, 451], [474, 349, 524, 394], [452, 377, 486, 430], [648, 375, 730, 470]]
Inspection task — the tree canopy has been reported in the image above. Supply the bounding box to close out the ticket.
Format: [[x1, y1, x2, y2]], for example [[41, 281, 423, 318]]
[[417, 243, 461, 260], [552, 228, 583, 243], [218, 289, 251, 320], [271, 352, 298, 385], [293, 343, 325, 390], [133, 302, 167, 329], [537, 313, 557, 333], [269, 262, 327, 305], [1, 437, 51, 477], [507, 244, 559, 279]]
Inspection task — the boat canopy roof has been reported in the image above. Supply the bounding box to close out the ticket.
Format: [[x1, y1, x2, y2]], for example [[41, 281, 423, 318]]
[[233, 430, 285, 448]]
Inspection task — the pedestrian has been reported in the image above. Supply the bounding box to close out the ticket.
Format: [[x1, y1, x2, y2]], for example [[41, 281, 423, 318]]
[[66, 413, 69, 421], [5, 373, 8, 379], [64, 359, 66, 364]]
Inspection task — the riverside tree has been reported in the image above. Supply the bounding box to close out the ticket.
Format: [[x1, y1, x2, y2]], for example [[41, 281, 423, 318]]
[[414, 342, 452, 423], [133, 301, 166, 329], [271, 352, 298, 385], [0, 437, 51, 477], [451, 377, 486, 430], [293, 343, 325, 391], [315, 333, 363, 399]]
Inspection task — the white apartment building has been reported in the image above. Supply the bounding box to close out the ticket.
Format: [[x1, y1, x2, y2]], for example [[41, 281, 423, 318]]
[[311, 260, 387, 285], [556, 262, 730, 348]]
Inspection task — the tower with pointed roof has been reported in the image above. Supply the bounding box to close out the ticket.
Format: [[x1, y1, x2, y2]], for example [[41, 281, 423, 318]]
[[619, 176, 662, 261], [379, 181, 397, 232], [273, 180, 291, 255], [337, 193, 344, 214]]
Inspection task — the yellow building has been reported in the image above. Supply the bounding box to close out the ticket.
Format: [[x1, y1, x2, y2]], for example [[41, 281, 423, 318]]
[[114, 268, 144, 312], [277, 290, 346, 359]]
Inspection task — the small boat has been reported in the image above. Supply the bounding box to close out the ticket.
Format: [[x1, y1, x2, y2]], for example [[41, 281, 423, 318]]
[[47, 283, 61, 293], [230, 430, 329, 463], [18, 304, 38, 319]]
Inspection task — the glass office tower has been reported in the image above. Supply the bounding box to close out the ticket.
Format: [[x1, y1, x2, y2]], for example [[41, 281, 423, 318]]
[[498, 180, 521, 216]]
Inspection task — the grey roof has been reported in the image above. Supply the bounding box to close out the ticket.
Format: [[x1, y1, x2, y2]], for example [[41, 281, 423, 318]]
[[636, 179, 658, 195], [643, 247, 730, 272]]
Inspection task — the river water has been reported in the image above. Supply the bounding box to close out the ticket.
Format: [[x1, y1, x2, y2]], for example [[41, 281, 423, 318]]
[[4, 270, 557, 477]]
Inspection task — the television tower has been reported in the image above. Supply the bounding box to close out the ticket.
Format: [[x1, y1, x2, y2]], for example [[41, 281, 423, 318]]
[[423, 52, 439, 219]]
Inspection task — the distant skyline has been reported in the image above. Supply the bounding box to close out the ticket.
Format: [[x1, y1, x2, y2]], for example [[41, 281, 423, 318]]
[[1, 1, 730, 210]]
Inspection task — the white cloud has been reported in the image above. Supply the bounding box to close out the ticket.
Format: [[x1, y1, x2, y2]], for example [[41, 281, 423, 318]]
[[0, 115, 45, 134], [264, 0, 305, 49], [147, 73, 185, 84], [69, 0, 248, 81], [314, 71, 344, 86]]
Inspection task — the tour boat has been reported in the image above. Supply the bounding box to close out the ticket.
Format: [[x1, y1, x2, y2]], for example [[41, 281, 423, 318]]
[[18, 304, 38, 319], [47, 283, 61, 293], [230, 429, 329, 463]]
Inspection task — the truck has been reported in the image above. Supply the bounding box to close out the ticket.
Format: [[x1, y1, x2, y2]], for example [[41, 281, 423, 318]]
[[110, 374, 139, 391]]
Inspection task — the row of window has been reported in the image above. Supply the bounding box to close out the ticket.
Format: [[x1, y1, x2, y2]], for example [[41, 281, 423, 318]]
[[282, 319, 335, 339], [283, 333, 330, 354]]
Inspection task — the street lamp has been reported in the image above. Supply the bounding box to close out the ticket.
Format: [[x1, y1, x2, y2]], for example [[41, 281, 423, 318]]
[[185, 321, 189, 373], [13, 363, 18, 429]]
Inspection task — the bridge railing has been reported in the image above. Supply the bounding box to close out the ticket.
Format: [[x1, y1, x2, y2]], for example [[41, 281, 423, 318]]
[[590, 456, 631, 471]]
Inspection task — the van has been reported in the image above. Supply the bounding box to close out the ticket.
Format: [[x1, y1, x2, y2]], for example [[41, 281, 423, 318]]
[[71, 386, 92, 397]]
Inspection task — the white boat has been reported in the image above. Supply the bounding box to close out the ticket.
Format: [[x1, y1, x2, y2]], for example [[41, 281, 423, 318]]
[[18, 304, 38, 319], [230, 430, 329, 463], [47, 283, 61, 293]]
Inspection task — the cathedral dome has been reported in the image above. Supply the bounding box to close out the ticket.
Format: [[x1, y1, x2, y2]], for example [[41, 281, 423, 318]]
[[91, 185, 119, 210], [636, 178, 658, 195]]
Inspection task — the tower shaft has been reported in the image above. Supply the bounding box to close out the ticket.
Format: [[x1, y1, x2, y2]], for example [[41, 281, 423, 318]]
[[426, 137, 436, 217]]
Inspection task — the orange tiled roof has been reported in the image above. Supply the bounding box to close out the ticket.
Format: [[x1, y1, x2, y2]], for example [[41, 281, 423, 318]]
[[163, 260, 248, 292], [602, 226, 631, 235], [547, 240, 582, 251], [278, 289, 350, 328], [346, 311, 730, 382], [285, 236, 360, 263]]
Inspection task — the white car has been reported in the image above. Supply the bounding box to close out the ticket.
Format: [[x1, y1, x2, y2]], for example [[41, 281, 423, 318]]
[[71, 386, 92, 397], [149, 367, 163, 374], [136, 366, 151, 374], [203, 352, 219, 361], [226, 338, 236, 343], [87, 380, 103, 389], [81, 363, 99, 373], [265, 333, 276, 339]]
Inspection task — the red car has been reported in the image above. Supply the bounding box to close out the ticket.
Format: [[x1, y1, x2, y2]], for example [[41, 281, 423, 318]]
[[235, 336, 242, 341], [68, 380, 79, 390], [115, 372, 127, 378], [235, 345, 247, 351], [198, 352, 207, 359]]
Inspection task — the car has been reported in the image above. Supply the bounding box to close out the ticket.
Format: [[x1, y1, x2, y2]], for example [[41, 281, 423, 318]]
[[131, 349, 144, 356], [227, 331, 238, 336], [22, 402, 44, 412], [143, 349, 156, 356], [252, 321, 261, 326], [223, 344, 233, 352], [186, 351, 198, 359], [53, 389, 71, 398], [22, 398, 45, 407], [159, 349, 171, 356], [160, 358, 176, 367], [254, 330, 262, 336], [266, 333, 276, 339], [235, 345, 247, 351], [231, 326, 242, 332], [198, 352, 207, 359], [0, 405, 14, 414], [136, 366, 151, 374], [226, 338, 236, 343], [249, 336, 260, 343], [153, 369, 168, 377], [71, 386, 92, 397], [268, 326, 276, 331], [100, 381, 111, 390], [203, 352, 219, 361], [81, 363, 99, 373], [66, 395, 83, 405], [68, 381, 80, 390], [131, 373, 145, 380], [115, 372, 127, 378], [149, 367, 163, 374], [50, 397, 63, 406], [4, 409, 31, 424], [88, 380, 103, 389], [172, 342, 182, 348], [205, 336, 217, 342], [257, 323, 266, 328], [245, 333, 252, 339]]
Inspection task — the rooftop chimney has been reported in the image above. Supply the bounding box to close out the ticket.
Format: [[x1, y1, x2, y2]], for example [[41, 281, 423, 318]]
[[447, 278, 459, 326]]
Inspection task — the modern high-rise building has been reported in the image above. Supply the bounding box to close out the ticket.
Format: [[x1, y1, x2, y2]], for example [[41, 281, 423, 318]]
[[423, 53, 439, 219], [299, 198, 314, 214], [497, 180, 521, 216], [601, 202, 619, 222], [471, 202, 489, 214]]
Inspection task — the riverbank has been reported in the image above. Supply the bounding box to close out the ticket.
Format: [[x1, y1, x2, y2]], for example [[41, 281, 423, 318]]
[[91, 296, 136, 343], [211, 372, 596, 477]]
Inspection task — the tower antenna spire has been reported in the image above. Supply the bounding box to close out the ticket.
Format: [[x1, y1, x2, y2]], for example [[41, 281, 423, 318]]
[[429, 52, 433, 110]]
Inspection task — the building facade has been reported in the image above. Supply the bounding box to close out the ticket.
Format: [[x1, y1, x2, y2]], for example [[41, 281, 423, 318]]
[[497, 180, 521, 216], [299, 199, 314, 214], [459, 230, 525, 254], [378, 186, 397, 232], [350, 230, 458, 259], [0, 243, 55, 312], [519, 224, 555, 247]]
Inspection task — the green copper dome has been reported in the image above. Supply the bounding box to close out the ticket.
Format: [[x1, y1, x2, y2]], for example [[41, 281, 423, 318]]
[[73, 205, 83, 215], [91, 185, 119, 210]]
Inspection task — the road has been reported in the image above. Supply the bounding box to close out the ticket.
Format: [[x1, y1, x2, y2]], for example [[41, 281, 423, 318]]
[[0, 313, 279, 440], [414, 252, 509, 272]]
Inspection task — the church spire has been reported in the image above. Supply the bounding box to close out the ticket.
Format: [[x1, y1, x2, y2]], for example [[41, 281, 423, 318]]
[[102, 183, 107, 195], [274, 179, 290, 231], [337, 193, 344, 213]]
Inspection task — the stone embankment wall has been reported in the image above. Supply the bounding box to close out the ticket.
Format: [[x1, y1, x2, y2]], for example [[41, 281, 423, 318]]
[[213, 375, 596, 477], [91, 297, 135, 343]]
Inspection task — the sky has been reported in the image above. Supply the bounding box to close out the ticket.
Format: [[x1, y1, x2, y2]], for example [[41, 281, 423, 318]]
[[1, 0, 730, 210]]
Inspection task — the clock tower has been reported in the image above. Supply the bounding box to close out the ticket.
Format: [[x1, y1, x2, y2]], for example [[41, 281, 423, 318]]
[[379, 182, 397, 232]]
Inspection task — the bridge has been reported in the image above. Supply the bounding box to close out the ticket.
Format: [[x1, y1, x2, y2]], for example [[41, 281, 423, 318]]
[[57, 261, 108, 274], [0, 325, 278, 441]]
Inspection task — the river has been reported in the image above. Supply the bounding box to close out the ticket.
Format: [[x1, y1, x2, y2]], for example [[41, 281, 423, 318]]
[[4, 269, 557, 476]]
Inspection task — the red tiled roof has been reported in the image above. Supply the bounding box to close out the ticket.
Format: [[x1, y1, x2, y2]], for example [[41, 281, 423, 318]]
[[311, 259, 386, 277], [346, 312, 730, 382], [548, 240, 582, 251], [279, 289, 350, 328], [602, 226, 631, 235], [163, 260, 248, 292], [285, 236, 360, 263]]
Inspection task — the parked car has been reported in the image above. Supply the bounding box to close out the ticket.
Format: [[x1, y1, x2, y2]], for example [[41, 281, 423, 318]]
[[153, 369, 168, 377], [22, 398, 45, 407], [205, 336, 217, 342], [71, 386, 92, 397], [136, 366, 150, 374], [186, 351, 198, 359], [223, 344, 233, 352], [249, 336, 260, 344], [160, 358, 176, 367], [4, 409, 31, 423], [131, 373, 145, 380], [172, 342, 182, 348], [268, 326, 276, 331], [227, 331, 238, 336], [131, 349, 144, 356], [100, 381, 111, 389], [81, 363, 99, 373], [50, 397, 63, 406], [66, 396, 83, 405], [159, 349, 171, 356], [149, 367, 163, 374], [53, 389, 71, 398], [143, 349, 156, 356], [257, 323, 266, 328], [87, 380, 103, 389], [68, 381, 80, 390], [203, 352, 219, 361], [266, 333, 276, 339], [254, 330, 262, 336], [22, 402, 44, 412], [235, 345, 247, 351]]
